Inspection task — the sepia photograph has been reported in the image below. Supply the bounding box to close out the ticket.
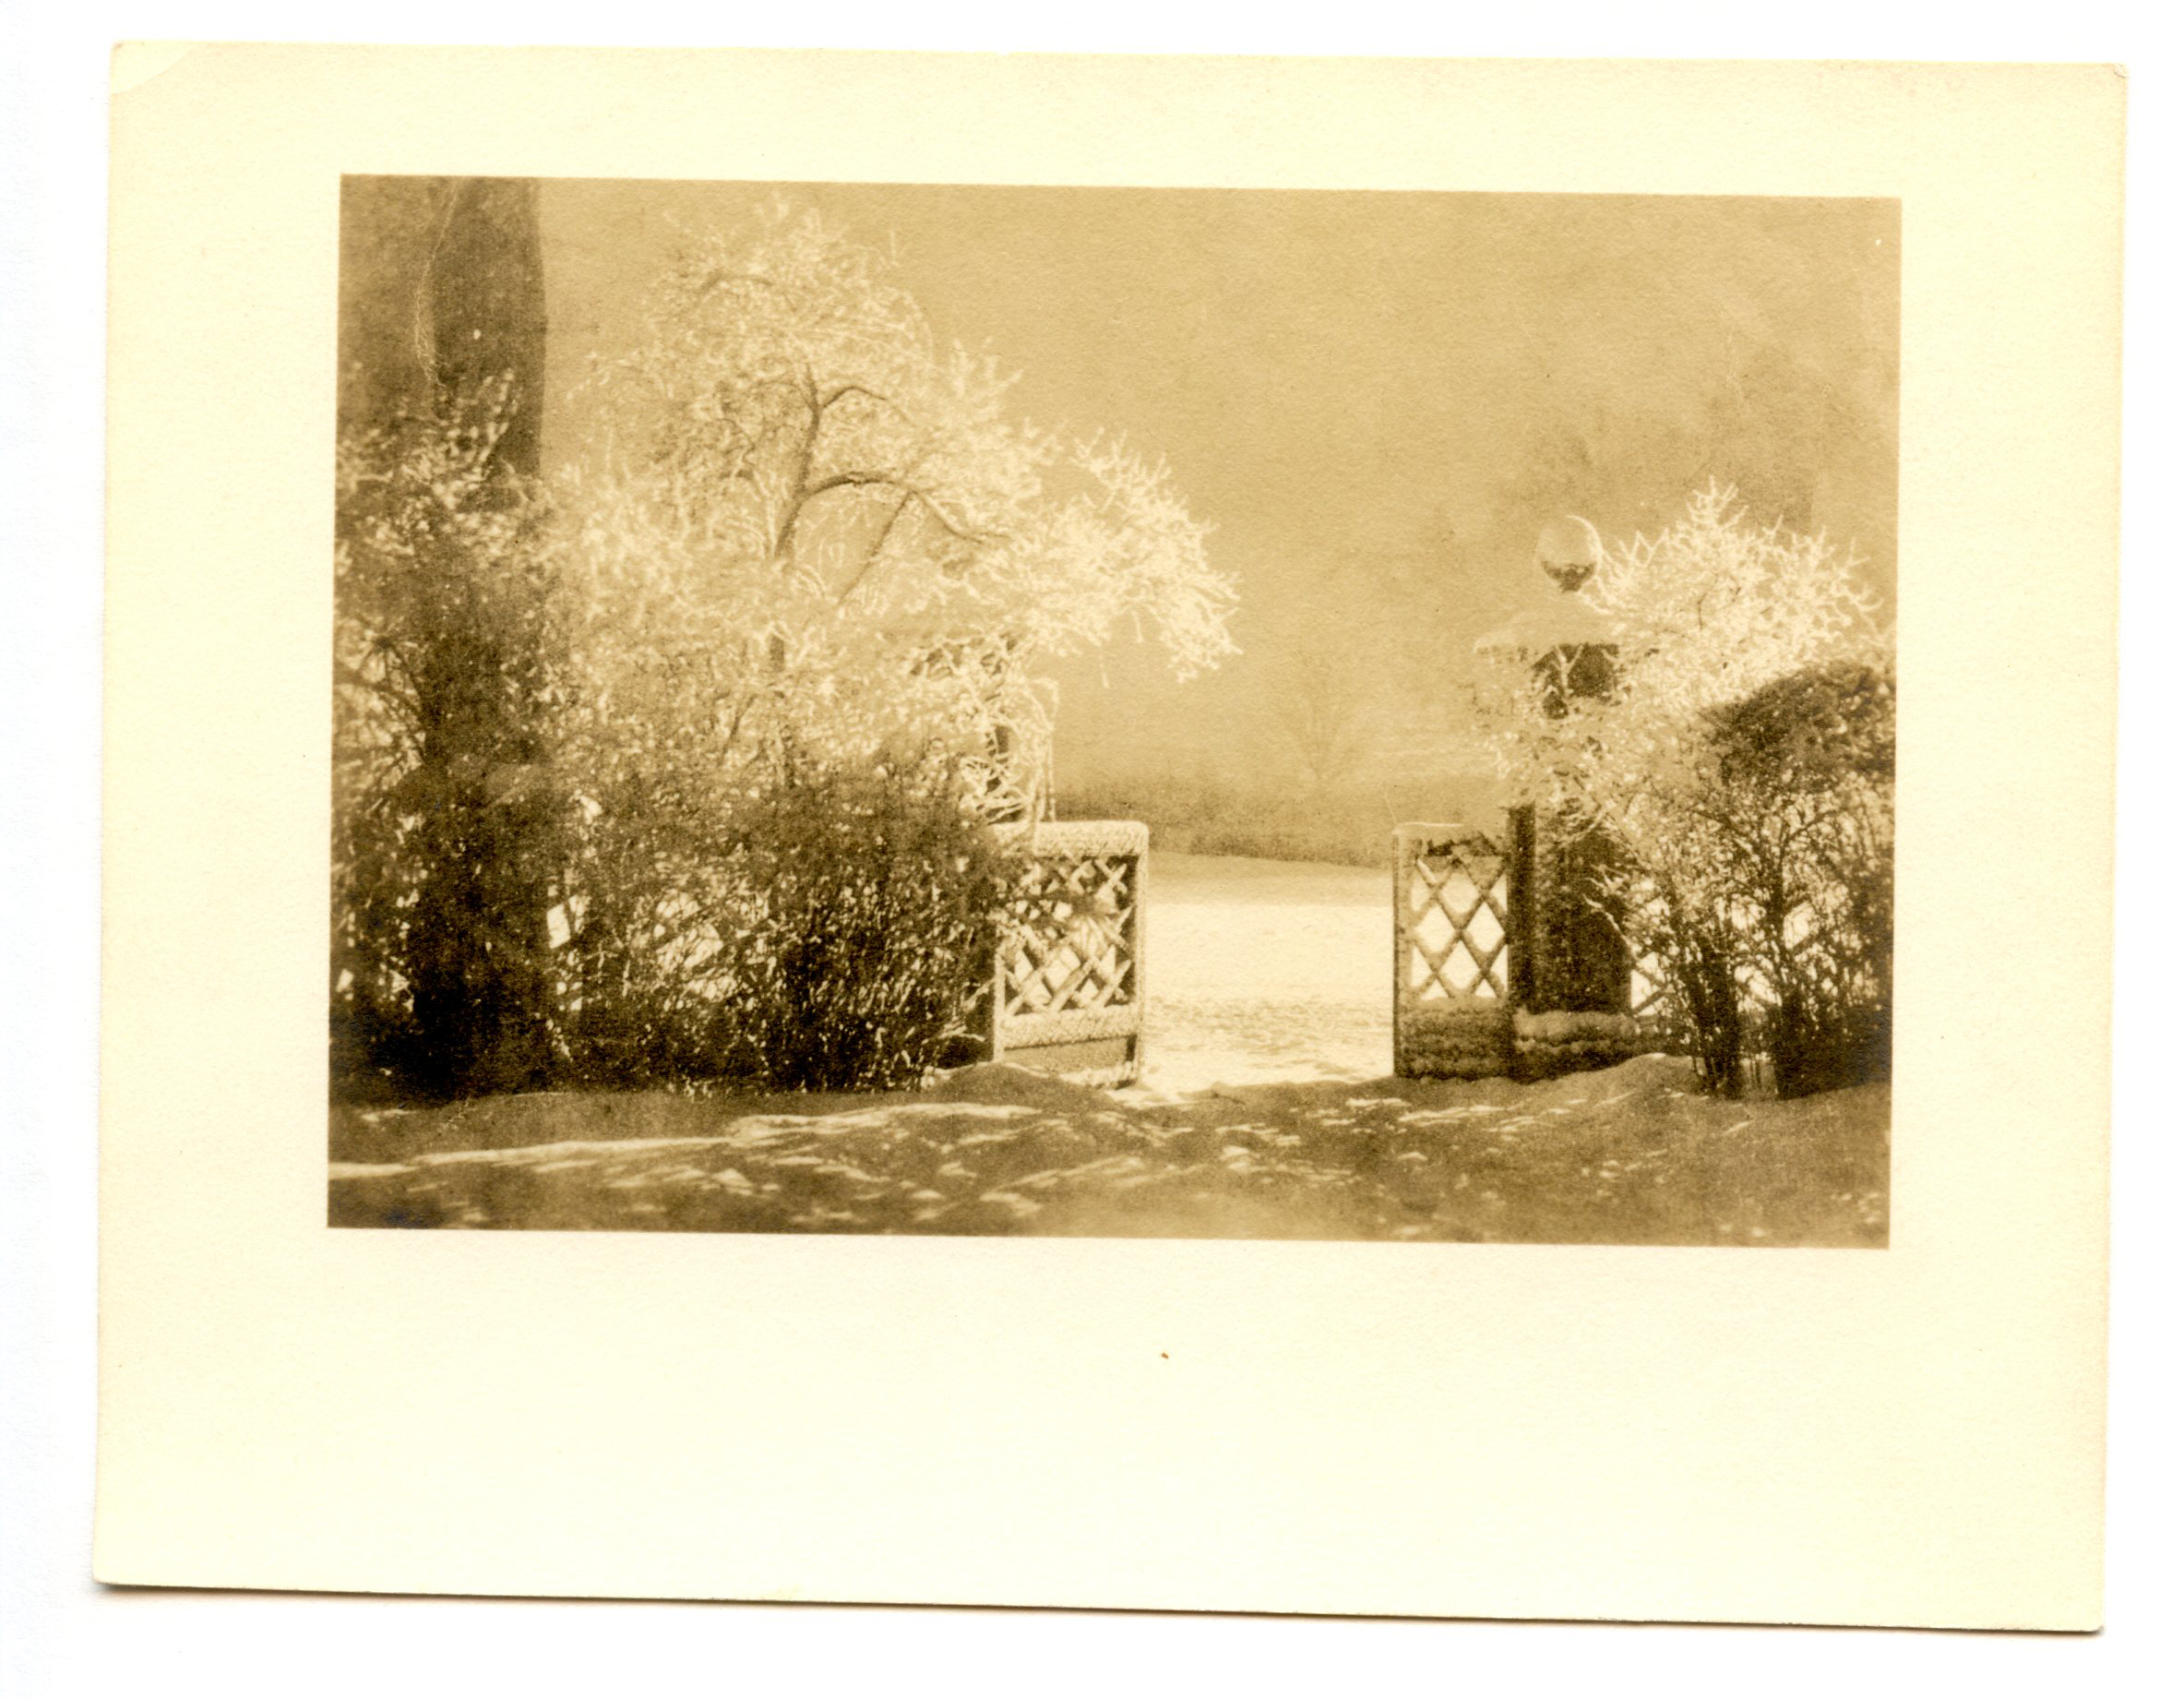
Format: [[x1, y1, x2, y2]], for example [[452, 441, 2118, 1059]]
[[328, 178, 1898, 1245], [90, 45, 2120, 1631]]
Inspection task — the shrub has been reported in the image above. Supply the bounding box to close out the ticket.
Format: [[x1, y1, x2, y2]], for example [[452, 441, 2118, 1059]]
[[1616, 662, 1893, 1097], [1708, 662, 1894, 1096], [1400, 999, 1514, 1081], [1619, 844, 1756, 1096], [716, 757, 1020, 1093], [550, 772, 745, 1088]]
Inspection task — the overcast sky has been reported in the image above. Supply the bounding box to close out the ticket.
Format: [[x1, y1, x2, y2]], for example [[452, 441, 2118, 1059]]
[[536, 181, 1898, 792]]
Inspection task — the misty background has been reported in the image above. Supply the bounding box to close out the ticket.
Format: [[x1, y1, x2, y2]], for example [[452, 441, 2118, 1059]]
[[346, 180, 1897, 861]]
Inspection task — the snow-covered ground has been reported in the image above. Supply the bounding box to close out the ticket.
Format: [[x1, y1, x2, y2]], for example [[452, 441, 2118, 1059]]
[[328, 848, 1891, 1243], [330, 1057, 1890, 1245], [1129, 850, 1390, 1097]]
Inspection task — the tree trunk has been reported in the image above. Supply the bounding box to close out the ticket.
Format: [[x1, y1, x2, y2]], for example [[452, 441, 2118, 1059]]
[[338, 177, 558, 1097], [424, 179, 549, 479]]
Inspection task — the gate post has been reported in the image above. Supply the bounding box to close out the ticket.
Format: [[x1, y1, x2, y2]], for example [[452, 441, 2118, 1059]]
[[1390, 826, 1408, 1077], [1505, 803, 1537, 1010], [985, 943, 1007, 1071], [1129, 844, 1150, 1083]]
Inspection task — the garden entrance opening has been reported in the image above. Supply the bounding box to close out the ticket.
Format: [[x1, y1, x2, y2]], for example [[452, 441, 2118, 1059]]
[[982, 823, 1402, 1095], [986, 814, 1645, 1095]]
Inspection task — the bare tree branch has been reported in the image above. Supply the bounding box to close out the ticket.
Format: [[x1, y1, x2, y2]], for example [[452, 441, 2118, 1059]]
[[794, 471, 996, 547], [818, 381, 915, 425], [833, 489, 914, 605]]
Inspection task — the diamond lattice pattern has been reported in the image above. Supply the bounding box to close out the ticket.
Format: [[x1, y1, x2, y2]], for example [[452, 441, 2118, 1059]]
[[1002, 854, 1140, 1019], [1404, 836, 1510, 1000]]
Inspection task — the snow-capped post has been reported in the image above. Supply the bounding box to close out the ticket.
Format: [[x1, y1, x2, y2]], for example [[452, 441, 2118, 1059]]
[[1474, 516, 1641, 1078]]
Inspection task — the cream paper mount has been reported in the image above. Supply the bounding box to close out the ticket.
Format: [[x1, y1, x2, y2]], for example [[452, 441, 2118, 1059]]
[[100, 47, 2117, 1625]]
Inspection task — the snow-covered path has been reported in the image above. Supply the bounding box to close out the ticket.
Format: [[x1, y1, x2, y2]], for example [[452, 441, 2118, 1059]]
[[1130, 851, 1390, 1097]]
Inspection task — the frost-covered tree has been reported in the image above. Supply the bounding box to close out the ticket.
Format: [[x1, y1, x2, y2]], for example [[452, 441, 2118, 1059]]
[[1471, 485, 1892, 1094], [562, 206, 1237, 825], [1475, 484, 1882, 813], [524, 208, 1239, 1087], [335, 204, 1239, 1096]]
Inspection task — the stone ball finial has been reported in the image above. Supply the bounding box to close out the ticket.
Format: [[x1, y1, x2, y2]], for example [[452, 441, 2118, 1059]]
[[1535, 514, 1603, 592]]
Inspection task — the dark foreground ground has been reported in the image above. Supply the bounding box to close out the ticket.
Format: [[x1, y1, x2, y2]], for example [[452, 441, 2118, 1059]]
[[330, 1057, 1888, 1246]]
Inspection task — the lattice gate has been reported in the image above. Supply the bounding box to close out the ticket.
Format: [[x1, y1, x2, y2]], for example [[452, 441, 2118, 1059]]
[[1396, 818, 1667, 1079], [985, 820, 1148, 1087], [1392, 823, 1515, 1078]]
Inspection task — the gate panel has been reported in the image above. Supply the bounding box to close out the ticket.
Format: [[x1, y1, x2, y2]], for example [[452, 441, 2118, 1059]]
[[1398, 818, 1648, 1081], [1393, 822, 1514, 1079], [988, 820, 1148, 1086]]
